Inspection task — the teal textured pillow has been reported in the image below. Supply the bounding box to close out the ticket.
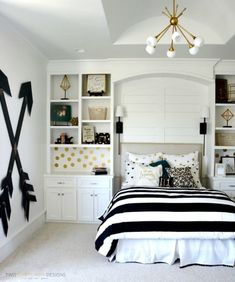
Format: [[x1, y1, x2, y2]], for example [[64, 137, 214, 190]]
[[150, 160, 170, 178]]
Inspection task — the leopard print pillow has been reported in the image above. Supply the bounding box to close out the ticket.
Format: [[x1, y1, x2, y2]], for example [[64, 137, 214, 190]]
[[166, 167, 197, 188]]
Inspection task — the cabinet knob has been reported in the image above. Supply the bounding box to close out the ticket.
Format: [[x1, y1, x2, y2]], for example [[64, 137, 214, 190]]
[[57, 181, 65, 185], [228, 185, 235, 188], [61, 193, 64, 196], [94, 194, 98, 196], [90, 194, 93, 197], [58, 193, 60, 196]]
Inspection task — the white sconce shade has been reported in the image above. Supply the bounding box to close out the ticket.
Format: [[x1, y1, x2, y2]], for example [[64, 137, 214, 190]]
[[146, 36, 157, 47], [145, 45, 156, 55], [189, 45, 199, 55], [115, 105, 124, 117], [172, 31, 181, 43], [200, 106, 210, 119], [194, 36, 204, 47]]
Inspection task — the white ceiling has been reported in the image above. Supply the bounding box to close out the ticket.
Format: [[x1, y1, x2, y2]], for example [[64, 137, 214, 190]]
[[0, 0, 235, 60]]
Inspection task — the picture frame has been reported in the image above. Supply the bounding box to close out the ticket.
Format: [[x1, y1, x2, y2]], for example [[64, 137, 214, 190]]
[[221, 156, 235, 175], [51, 104, 71, 125], [87, 74, 106, 95], [82, 125, 95, 144], [215, 163, 226, 177]]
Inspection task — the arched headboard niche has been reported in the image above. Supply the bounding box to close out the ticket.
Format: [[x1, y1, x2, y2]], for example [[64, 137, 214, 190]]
[[113, 70, 215, 189]]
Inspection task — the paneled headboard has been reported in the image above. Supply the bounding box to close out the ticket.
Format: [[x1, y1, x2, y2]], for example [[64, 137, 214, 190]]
[[114, 143, 203, 193]]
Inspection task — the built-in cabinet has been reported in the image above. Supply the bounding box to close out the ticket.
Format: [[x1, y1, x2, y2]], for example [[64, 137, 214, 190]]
[[46, 71, 113, 223], [45, 175, 112, 223], [210, 72, 235, 195]]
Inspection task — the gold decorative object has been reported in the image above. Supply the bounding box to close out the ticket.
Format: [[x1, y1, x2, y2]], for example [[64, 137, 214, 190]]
[[70, 117, 78, 126], [60, 75, 71, 100], [145, 0, 204, 57], [221, 108, 234, 127]]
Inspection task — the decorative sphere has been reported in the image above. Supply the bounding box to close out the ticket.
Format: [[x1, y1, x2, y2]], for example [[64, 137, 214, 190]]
[[172, 31, 181, 43], [146, 36, 157, 47], [194, 37, 204, 47], [170, 17, 178, 25], [189, 46, 199, 55], [167, 49, 176, 58], [145, 45, 156, 55]]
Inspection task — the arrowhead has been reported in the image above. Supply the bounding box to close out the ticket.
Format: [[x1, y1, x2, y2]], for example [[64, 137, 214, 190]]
[[0, 70, 12, 96], [19, 81, 33, 115]]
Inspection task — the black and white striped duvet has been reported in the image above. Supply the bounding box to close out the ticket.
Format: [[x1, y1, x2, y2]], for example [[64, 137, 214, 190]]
[[95, 187, 235, 259]]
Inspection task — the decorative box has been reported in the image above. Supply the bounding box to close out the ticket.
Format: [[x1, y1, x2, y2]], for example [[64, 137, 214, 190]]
[[88, 107, 107, 120]]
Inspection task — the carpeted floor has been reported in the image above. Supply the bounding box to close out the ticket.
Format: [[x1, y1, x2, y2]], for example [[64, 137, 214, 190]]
[[0, 223, 235, 282]]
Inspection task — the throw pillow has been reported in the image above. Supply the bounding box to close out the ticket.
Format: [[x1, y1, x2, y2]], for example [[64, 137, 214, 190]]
[[166, 167, 197, 188]]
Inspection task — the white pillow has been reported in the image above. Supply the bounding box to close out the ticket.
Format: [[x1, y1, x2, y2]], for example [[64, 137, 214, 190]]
[[127, 152, 162, 165], [123, 161, 140, 187], [136, 165, 162, 187], [162, 151, 199, 167]]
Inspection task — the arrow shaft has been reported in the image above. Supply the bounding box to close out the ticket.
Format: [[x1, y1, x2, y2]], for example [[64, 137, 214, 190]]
[[15, 98, 26, 145], [0, 91, 16, 146]]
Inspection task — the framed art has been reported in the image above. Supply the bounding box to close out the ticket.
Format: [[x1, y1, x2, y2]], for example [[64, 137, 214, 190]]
[[82, 125, 95, 144], [215, 163, 226, 177], [51, 104, 71, 125], [87, 74, 106, 95], [221, 156, 235, 175]]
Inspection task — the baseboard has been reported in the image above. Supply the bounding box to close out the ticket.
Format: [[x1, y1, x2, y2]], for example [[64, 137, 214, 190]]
[[0, 211, 46, 263]]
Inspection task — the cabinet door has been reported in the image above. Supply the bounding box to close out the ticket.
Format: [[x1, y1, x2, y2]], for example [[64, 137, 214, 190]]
[[78, 189, 94, 222], [93, 189, 110, 222], [61, 189, 77, 221], [46, 189, 61, 220]]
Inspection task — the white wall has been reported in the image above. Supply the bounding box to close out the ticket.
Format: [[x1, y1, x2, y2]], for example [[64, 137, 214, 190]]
[[0, 17, 47, 257]]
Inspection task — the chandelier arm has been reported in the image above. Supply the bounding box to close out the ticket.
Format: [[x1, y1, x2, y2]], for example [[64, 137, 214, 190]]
[[177, 23, 196, 40], [177, 8, 187, 18], [162, 11, 171, 19], [165, 7, 172, 17], [173, 0, 176, 17], [156, 24, 171, 42], [175, 4, 179, 15], [177, 25, 193, 47]]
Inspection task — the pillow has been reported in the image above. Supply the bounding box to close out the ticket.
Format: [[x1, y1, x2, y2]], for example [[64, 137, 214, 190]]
[[136, 165, 162, 187], [150, 160, 170, 178], [166, 167, 197, 188], [127, 152, 162, 165], [123, 160, 140, 187], [159, 176, 174, 187], [162, 151, 198, 167]]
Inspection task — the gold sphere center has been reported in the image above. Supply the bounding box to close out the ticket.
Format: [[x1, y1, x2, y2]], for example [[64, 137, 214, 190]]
[[170, 17, 178, 25]]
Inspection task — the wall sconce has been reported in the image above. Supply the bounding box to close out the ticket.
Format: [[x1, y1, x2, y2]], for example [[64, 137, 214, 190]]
[[200, 106, 210, 156], [115, 105, 124, 155]]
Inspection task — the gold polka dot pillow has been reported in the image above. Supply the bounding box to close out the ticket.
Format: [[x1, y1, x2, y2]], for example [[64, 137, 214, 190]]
[[127, 152, 163, 165], [162, 151, 198, 167]]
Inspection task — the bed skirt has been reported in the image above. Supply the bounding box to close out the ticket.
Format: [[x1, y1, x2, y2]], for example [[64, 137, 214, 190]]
[[114, 239, 235, 267]]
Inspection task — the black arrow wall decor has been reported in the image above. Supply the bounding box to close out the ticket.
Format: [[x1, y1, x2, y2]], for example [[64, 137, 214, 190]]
[[0, 70, 37, 236]]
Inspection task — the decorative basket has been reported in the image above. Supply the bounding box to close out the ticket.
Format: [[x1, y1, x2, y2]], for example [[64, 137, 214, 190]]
[[88, 107, 107, 120], [215, 133, 235, 146]]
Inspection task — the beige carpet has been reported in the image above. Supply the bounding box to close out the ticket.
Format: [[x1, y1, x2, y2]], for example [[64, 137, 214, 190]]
[[0, 223, 235, 282]]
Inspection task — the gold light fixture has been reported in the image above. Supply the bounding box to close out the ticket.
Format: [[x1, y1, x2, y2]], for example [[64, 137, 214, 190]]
[[145, 0, 204, 57]]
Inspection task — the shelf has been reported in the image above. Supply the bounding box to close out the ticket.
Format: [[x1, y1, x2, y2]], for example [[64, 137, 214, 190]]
[[82, 120, 111, 123], [50, 99, 79, 103], [50, 144, 111, 148], [215, 127, 235, 131], [81, 96, 110, 100], [50, 126, 79, 129], [50, 144, 78, 148], [214, 146, 235, 150], [215, 103, 235, 106]]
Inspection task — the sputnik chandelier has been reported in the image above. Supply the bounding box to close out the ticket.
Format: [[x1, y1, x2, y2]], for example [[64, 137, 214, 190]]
[[145, 0, 204, 57]]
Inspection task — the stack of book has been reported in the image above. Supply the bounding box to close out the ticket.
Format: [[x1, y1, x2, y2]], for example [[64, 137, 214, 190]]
[[92, 167, 108, 175]]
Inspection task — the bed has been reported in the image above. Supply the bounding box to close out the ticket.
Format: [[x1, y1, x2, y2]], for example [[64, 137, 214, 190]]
[[95, 144, 235, 267]]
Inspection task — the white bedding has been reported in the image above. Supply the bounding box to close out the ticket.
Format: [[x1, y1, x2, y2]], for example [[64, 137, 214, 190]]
[[115, 239, 235, 267]]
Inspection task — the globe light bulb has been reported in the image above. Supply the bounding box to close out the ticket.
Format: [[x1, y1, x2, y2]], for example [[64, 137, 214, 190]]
[[146, 36, 157, 47], [189, 45, 199, 55], [172, 31, 181, 43], [167, 49, 176, 58], [194, 36, 204, 47], [145, 45, 156, 55]]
